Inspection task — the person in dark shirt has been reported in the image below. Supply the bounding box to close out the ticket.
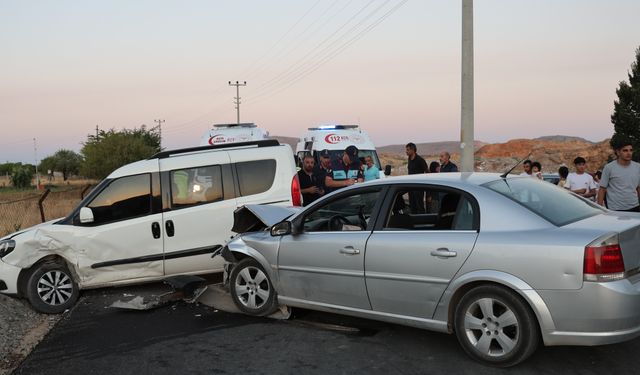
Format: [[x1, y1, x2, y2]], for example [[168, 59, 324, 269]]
[[325, 145, 363, 193], [297, 155, 324, 206], [405, 142, 428, 213], [312, 149, 332, 192], [406, 142, 429, 175], [439, 151, 459, 172]]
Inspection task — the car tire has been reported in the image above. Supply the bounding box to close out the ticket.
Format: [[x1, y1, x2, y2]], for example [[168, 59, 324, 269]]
[[229, 258, 277, 316], [26, 260, 79, 314], [454, 284, 539, 367]]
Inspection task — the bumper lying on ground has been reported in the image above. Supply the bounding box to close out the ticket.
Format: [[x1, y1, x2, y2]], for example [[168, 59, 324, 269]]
[[540, 277, 640, 346], [0, 260, 22, 294]]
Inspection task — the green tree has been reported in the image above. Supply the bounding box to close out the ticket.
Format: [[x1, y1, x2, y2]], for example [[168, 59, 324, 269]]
[[80, 126, 161, 179], [611, 46, 640, 160], [10, 165, 33, 188], [40, 149, 82, 180]]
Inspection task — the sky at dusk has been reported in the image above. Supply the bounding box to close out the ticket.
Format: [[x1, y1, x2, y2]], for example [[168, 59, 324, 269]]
[[1, 0, 639, 163]]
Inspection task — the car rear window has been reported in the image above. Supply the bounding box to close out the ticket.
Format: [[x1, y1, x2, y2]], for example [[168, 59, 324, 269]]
[[483, 177, 604, 226], [236, 159, 276, 196]]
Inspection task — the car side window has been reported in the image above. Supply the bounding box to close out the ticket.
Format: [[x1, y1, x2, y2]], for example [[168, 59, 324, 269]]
[[303, 189, 381, 232], [236, 160, 276, 196], [171, 165, 223, 208], [87, 174, 152, 224], [383, 188, 475, 231]]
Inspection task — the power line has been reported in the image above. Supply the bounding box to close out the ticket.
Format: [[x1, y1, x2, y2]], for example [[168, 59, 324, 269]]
[[249, 0, 408, 104]]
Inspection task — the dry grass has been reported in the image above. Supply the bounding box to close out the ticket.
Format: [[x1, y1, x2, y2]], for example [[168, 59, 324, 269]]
[[0, 184, 94, 236]]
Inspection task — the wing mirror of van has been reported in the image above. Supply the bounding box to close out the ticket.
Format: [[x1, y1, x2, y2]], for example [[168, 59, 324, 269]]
[[79, 207, 95, 224], [270, 221, 292, 236], [384, 165, 392, 176]]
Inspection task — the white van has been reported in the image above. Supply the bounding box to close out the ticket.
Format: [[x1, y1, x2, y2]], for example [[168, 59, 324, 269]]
[[200, 123, 269, 146], [0, 140, 301, 313], [295, 125, 390, 178]]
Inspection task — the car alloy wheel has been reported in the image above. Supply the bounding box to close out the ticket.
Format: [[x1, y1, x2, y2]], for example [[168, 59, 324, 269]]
[[463, 297, 519, 357], [454, 285, 539, 367], [229, 258, 277, 316], [26, 260, 79, 314], [36, 270, 74, 306]]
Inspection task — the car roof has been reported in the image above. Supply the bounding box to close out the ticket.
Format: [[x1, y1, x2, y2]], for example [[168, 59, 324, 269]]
[[363, 172, 508, 187]]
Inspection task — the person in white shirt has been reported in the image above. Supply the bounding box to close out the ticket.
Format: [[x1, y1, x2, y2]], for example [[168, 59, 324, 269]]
[[520, 159, 532, 177], [565, 156, 597, 200]]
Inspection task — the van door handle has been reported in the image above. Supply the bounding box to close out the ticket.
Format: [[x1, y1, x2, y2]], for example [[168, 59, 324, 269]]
[[151, 222, 161, 239], [339, 246, 360, 255], [165, 220, 175, 237], [430, 248, 457, 258]]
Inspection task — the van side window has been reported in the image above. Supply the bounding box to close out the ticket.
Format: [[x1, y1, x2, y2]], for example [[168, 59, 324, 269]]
[[236, 160, 276, 196], [170, 165, 223, 208], [88, 174, 152, 224]]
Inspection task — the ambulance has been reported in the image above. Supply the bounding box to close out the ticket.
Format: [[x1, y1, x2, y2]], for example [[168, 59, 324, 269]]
[[199, 123, 269, 146], [295, 125, 390, 178]]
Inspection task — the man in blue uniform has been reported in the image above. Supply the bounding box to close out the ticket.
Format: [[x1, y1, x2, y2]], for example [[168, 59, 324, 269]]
[[325, 145, 363, 193]]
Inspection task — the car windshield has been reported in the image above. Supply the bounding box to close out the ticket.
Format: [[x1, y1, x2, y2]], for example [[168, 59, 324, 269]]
[[483, 177, 605, 226]]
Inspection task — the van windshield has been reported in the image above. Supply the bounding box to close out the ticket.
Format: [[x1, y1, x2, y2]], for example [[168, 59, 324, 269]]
[[314, 149, 381, 168]]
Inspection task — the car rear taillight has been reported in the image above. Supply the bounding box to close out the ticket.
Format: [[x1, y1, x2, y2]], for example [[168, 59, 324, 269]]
[[584, 234, 625, 282], [291, 174, 302, 207]]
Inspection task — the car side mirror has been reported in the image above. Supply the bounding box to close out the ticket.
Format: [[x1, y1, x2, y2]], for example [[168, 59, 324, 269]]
[[270, 221, 292, 236], [384, 165, 392, 176], [79, 207, 94, 224]]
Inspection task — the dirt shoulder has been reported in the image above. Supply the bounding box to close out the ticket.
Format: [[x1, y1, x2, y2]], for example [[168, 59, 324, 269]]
[[0, 295, 60, 375]]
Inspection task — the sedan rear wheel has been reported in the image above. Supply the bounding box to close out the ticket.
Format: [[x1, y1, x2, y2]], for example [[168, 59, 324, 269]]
[[454, 285, 539, 367], [229, 258, 277, 316]]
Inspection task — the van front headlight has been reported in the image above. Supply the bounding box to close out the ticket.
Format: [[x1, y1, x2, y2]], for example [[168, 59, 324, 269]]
[[0, 240, 16, 259]]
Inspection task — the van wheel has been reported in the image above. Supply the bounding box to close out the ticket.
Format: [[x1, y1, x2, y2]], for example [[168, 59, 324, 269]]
[[26, 261, 79, 314], [229, 258, 277, 316], [454, 285, 539, 367]]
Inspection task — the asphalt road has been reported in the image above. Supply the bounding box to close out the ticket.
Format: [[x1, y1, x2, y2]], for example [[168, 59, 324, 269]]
[[14, 282, 640, 375]]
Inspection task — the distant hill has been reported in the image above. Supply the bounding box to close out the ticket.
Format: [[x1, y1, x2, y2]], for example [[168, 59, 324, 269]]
[[533, 135, 593, 143], [377, 140, 488, 156]]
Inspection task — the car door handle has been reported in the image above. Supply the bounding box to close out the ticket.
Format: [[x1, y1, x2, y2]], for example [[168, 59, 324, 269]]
[[151, 222, 161, 239], [430, 248, 457, 258], [165, 220, 175, 237], [339, 246, 360, 255]]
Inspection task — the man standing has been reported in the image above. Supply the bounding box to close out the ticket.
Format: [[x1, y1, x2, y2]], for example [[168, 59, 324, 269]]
[[406, 142, 428, 175], [597, 141, 640, 211], [297, 155, 324, 206], [520, 160, 533, 177], [565, 157, 597, 200], [439, 151, 459, 172], [325, 145, 363, 192], [406, 142, 428, 213], [313, 149, 332, 194]]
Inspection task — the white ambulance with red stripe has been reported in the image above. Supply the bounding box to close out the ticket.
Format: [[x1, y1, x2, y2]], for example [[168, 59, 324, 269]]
[[295, 125, 390, 179], [199, 123, 269, 146]]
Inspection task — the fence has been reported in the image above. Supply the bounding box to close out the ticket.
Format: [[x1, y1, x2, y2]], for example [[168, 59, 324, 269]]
[[0, 186, 93, 236]]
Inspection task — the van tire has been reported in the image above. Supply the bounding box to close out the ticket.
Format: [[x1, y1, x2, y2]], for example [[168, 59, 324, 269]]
[[26, 261, 79, 314]]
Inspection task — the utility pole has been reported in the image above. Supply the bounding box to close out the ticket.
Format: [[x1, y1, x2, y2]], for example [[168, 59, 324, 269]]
[[33, 138, 39, 190], [154, 119, 165, 148], [460, 0, 474, 172], [95, 125, 99, 139], [228, 81, 247, 125]]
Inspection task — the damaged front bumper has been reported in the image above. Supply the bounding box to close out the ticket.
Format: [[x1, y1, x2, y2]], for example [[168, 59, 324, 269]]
[[0, 259, 22, 294]]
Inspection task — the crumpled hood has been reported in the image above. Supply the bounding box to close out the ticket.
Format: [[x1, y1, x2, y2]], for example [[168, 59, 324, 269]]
[[232, 205, 301, 233], [2, 218, 64, 241]]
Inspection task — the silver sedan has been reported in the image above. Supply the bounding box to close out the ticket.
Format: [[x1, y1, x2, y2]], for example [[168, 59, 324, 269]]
[[221, 173, 640, 367]]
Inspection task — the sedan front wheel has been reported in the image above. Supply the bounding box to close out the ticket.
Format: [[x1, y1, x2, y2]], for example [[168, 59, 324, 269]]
[[229, 258, 277, 316], [454, 285, 539, 367]]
